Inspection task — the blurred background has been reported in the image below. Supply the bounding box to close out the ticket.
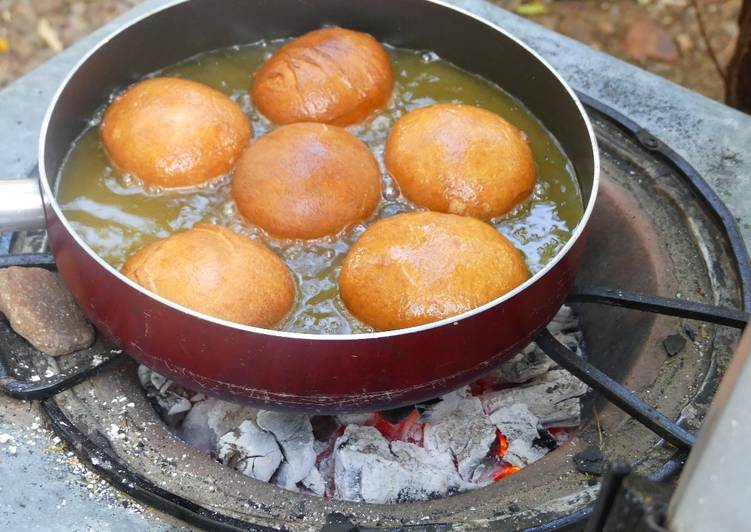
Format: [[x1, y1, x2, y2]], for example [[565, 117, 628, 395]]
[[0, 0, 744, 105]]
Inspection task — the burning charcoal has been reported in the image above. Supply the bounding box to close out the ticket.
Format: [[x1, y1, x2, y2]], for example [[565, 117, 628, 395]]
[[218, 420, 283, 482], [334, 425, 468, 503], [573, 445, 604, 475], [662, 334, 686, 357], [256, 411, 316, 490], [0, 267, 94, 356], [423, 396, 496, 481], [419, 389, 465, 423], [489, 404, 547, 468], [178, 398, 257, 453], [482, 369, 588, 428]]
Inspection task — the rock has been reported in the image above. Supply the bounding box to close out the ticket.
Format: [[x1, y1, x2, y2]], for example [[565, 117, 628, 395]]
[[333, 425, 468, 503], [218, 420, 283, 482], [0, 267, 94, 356], [423, 396, 497, 481], [622, 20, 680, 63], [256, 411, 316, 490]]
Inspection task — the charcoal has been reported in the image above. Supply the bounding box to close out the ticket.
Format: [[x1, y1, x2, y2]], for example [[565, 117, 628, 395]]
[[482, 369, 588, 428], [138, 366, 191, 427], [489, 404, 547, 468], [333, 425, 468, 503], [663, 334, 686, 357], [418, 389, 465, 423], [573, 445, 604, 475], [498, 306, 582, 384], [178, 398, 256, 453], [256, 411, 316, 490], [499, 348, 556, 384], [423, 396, 496, 481], [301, 465, 325, 496], [217, 420, 283, 482], [0, 267, 94, 356]]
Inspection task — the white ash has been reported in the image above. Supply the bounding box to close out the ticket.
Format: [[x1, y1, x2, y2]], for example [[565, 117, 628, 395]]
[[301, 465, 326, 496], [177, 398, 256, 453], [256, 411, 317, 490], [217, 420, 282, 482], [481, 369, 589, 428], [419, 389, 464, 424], [423, 394, 496, 481], [140, 305, 587, 503], [334, 425, 468, 503]]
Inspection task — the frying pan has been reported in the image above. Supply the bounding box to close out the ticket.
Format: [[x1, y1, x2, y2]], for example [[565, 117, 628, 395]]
[[0, 0, 599, 413]]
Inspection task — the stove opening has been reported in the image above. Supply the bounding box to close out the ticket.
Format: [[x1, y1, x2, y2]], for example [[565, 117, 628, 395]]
[[139, 306, 587, 504]]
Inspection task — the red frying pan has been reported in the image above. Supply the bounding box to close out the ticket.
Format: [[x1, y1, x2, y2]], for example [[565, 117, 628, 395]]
[[0, 0, 598, 413]]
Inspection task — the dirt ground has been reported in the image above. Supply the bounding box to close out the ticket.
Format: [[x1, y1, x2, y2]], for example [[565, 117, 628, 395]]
[[0, 0, 741, 103]]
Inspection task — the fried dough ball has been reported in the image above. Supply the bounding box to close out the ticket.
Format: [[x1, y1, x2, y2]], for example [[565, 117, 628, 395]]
[[122, 224, 294, 328], [385, 104, 536, 218], [101, 77, 251, 188], [252, 27, 393, 126], [231, 123, 381, 240], [339, 212, 529, 330]]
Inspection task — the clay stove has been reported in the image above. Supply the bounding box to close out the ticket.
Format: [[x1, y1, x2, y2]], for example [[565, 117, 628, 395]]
[[1, 99, 748, 530]]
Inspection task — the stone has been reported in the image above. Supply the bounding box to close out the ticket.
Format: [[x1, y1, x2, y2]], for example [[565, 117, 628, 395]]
[[622, 20, 680, 63], [0, 267, 94, 356], [218, 420, 283, 482]]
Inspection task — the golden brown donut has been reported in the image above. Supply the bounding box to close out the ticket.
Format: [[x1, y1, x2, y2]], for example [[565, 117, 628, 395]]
[[385, 104, 537, 219], [339, 212, 529, 330], [231, 123, 382, 240], [122, 224, 294, 328], [101, 77, 251, 188], [251, 27, 393, 126]]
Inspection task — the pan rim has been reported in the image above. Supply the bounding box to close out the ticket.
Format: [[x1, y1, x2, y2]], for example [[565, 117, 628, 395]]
[[38, 0, 600, 342]]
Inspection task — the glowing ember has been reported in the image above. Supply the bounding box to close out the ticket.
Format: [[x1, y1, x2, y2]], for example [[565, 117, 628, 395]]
[[495, 430, 509, 459], [493, 464, 521, 481], [368, 409, 423, 444]]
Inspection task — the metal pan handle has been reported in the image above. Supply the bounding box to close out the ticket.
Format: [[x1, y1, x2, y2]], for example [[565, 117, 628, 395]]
[[0, 178, 47, 232]]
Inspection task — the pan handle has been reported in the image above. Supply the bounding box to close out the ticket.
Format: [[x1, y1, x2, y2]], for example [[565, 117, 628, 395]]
[[0, 178, 47, 232]]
